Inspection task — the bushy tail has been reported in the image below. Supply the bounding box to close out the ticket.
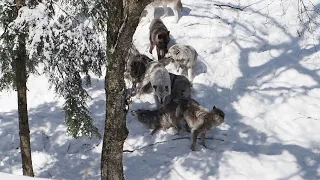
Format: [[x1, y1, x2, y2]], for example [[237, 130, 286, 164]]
[[176, 0, 183, 12]]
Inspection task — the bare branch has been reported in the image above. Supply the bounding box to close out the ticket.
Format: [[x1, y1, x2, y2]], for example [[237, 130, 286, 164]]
[[123, 136, 225, 153], [213, 3, 250, 11]]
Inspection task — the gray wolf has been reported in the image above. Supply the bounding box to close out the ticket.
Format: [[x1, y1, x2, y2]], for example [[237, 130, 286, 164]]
[[125, 47, 153, 95], [137, 61, 171, 109], [138, 72, 192, 107], [149, 18, 170, 60], [176, 99, 225, 151], [131, 101, 183, 135], [164, 44, 198, 82], [169, 73, 191, 102], [143, 0, 183, 23]]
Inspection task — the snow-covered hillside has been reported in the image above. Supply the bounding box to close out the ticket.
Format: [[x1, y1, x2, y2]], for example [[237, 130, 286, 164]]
[[1, 0, 320, 179]]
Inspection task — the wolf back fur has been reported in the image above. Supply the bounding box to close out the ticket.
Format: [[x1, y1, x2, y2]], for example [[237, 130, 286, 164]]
[[131, 101, 183, 135], [165, 44, 198, 82], [149, 18, 170, 60], [176, 98, 225, 151]]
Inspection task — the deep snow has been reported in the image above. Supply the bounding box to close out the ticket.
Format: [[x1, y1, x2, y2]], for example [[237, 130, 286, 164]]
[[1, 0, 320, 179]]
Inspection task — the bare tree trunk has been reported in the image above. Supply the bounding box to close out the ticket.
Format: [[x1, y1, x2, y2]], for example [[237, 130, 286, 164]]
[[14, 0, 34, 176], [16, 34, 34, 177], [101, 0, 152, 179]]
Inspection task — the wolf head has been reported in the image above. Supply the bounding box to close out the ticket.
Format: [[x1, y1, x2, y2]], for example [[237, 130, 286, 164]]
[[165, 45, 182, 71], [152, 84, 171, 105], [170, 74, 191, 101], [151, 70, 171, 106], [131, 109, 158, 129], [212, 106, 225, 125], [131, 109, 155, 123], [156, 32, 170, 59]]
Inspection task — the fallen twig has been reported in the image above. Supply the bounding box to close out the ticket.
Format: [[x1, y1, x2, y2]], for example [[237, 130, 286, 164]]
[[213, 3, 248, 11], [123, 136, 225, 153]]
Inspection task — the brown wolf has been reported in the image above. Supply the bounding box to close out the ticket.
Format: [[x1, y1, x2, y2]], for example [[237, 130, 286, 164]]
[[176, 99, 225, 151], [131, 101, 183, 135], [149, 18, 170, 60]]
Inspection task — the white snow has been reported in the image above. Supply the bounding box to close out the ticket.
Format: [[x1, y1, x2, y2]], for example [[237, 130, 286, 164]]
[[1, 0, 320, 179]]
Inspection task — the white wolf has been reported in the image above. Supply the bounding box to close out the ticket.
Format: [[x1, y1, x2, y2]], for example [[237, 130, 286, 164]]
[[143, 0, 183, 23], [176, 98, 225, 151], [137, 61, 171, 109], [164, 44, 198, 82]]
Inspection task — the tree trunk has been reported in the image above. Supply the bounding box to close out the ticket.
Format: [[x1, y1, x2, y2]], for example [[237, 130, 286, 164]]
[[14, 0, 34, 176], [101, 0, 152, 179], [15, 33, 34, 177]]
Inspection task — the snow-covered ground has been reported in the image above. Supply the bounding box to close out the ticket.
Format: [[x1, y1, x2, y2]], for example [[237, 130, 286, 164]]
[[1, 0, 320, 179]]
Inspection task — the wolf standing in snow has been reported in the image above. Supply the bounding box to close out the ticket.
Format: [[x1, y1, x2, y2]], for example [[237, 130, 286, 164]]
[[131, 101, 183, 135], [137, 61, 171, 109], [149, 18, 170, 60], [164, 44, 198, 82], [176, 98, 225, 151], [143, 0, 183, 23], [125, 47, 153, 95]]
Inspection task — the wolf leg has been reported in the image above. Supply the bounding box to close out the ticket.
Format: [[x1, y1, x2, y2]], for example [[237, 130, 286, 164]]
[[200, 133, 207, 148], [161, 5, 169, 19], [187, 67, 193, 83], [190, 129, 200, 151], [173, 121, 181, 135], [185, 122, 191, 132], [151, 126, 161, 135], [149, 43, 155, 54]]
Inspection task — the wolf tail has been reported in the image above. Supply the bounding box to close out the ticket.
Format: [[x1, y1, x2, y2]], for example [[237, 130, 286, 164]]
[[176, 0, 183, 12]]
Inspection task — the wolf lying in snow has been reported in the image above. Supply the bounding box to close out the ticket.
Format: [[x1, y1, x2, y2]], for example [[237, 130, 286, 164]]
[[131, 101, 183, 135], [149, 18, 170, 60], [176, 98, 225, 151], [163, 44, 198, 83], [143, 0, 183, 24]]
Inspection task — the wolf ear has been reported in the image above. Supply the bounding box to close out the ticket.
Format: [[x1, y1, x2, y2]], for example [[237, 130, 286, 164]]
[[213, 106, 216, 109]]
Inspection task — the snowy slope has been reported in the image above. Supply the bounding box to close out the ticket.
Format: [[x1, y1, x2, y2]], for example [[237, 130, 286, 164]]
[[1, 0, 320, 180]]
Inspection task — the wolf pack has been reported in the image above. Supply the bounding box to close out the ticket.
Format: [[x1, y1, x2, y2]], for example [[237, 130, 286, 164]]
[[125, 0, 225, 151]]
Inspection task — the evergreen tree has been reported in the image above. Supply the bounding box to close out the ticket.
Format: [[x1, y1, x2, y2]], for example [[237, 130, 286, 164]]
[[0, 0, 37, 176], [1, 0, 107, 163]]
